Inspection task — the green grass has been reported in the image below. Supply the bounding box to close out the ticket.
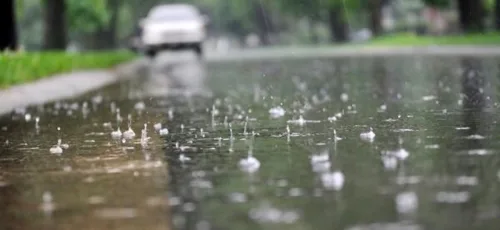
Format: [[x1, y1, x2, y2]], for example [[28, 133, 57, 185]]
[[368, 32, 500, 46], [0, 51, 136, 88]]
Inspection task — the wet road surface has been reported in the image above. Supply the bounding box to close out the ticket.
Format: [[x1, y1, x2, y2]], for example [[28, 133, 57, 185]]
[[2, 51, 500, 230]]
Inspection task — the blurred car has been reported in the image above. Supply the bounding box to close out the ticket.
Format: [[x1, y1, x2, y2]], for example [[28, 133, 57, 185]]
[[140, 4, 208, 58]]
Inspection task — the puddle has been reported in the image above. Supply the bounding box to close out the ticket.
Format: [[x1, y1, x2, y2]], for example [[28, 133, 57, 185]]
[[1, 56, 500, 230]]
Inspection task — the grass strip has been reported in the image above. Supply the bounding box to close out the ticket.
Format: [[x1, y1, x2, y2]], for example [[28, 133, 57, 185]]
[[0, 51, 136, 88]]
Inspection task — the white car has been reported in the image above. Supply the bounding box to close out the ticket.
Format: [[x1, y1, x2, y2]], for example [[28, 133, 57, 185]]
[[140, 4, 208, 58]]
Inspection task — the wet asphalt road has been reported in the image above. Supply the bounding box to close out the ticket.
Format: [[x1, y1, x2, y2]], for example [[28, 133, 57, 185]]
[[2, 50, 500, 230]]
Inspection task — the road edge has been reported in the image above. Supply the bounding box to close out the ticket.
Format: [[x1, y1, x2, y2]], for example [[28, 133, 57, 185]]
[[0, 58, 147, 116], [206, 46, 500, 62]]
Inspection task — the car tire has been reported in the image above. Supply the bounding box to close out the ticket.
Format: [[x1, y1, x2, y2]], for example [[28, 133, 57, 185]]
[[193, 44, 203, 58], [145, 49, 157, 59]]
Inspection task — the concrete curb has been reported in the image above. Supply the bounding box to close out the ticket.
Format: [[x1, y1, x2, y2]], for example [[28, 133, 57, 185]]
[[0, 58, 147, 116]]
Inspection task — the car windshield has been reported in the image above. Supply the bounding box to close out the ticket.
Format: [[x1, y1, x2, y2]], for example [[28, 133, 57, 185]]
[[148, 5, 199, 21]]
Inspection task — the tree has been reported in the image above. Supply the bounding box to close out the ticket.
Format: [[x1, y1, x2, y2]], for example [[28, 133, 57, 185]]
[[423, 0, 485, 33], [368, 0, 383, 36], [196, 0, 261, 43], [457, 0, 485, 32], [91, 0, 121, 49], [326, 0, 364, 42], [67, 0, 144, 49], [266, 0, 323, 43], [43, 0, 67, 50], [272, 0, 355, 43], [0, 0, 18, 51], [327, 4, 349, 42], [251, 0, 274, 46], [495, 0, 500, 29]]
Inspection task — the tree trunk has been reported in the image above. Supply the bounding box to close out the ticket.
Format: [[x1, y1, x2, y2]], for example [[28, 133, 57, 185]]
[[495, 0, 500, 30], [369, 0, 383, 36], [457, 0, 485, 33], [252, 0, 273, 46], [43, 0, 67, 50], [0, 0, 18, 51], [102, 0, 120, 49], [107, 0, 120, 48], [328, 6, 348, 43], [88, 0, 120, 50]]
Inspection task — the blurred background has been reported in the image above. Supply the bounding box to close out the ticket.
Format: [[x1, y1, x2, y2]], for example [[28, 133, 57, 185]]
[[11, 0, 500, 53]]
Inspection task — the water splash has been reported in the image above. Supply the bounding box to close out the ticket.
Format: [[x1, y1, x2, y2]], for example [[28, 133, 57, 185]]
[[25, 113, 32, 122], [229, 123, 234, 140], [333, 129, 342, 141], [321, 171, 344, 191], [381, 155, 398, 170], [49, 138, 63, 155], [40, 191, 55, 215], [286, 125, 291, 143], [134, 101, 146, 112], [269, 106, 286, 118], [360, 127, 375, 142], [111, 110, 123, 139], [168, 108, 174, 120], [153, 123, 162, 132], [116, 108, 123, 123], [229, 137, 234, 153], [310, 150, 331, 173], [82, 102, 90, 118], [287, 115, 320, 126], [382, 137, 409, 161], [123, 114, 136, 140], [287, 115, 306, 126], [35, 116, 40, 131], [50, 127, 67, 154], [159, 127, 169, 136], [238, 140, 260, 173], [396, 191, 418, 214], [211, 104, 219, 128], [200, 128, 205, 138], [111, 127, 122, 139], [179, 154, 191, 163], [141, 123, 150, 148], [243, 116, 249, 137]]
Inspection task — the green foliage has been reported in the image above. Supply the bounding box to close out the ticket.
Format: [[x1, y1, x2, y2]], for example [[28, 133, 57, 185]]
[[369, 32, 500, 46], [195, 0, 261, 37], [15, 0, 25, 17], [68, 0, 111, 33], [0, 51, 135, 88], [271, 0, 362, 22], [484, 0, 495, 12]]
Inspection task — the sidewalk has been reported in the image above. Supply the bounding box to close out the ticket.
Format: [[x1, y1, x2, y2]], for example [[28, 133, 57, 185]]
[[0, 58, 147, 116]]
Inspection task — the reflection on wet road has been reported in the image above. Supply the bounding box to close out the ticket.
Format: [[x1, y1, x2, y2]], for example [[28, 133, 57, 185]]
[[2, 50, 500, 230]]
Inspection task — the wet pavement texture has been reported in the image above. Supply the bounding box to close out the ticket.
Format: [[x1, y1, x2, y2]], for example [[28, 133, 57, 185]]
[[2, 51, 500, 230]]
